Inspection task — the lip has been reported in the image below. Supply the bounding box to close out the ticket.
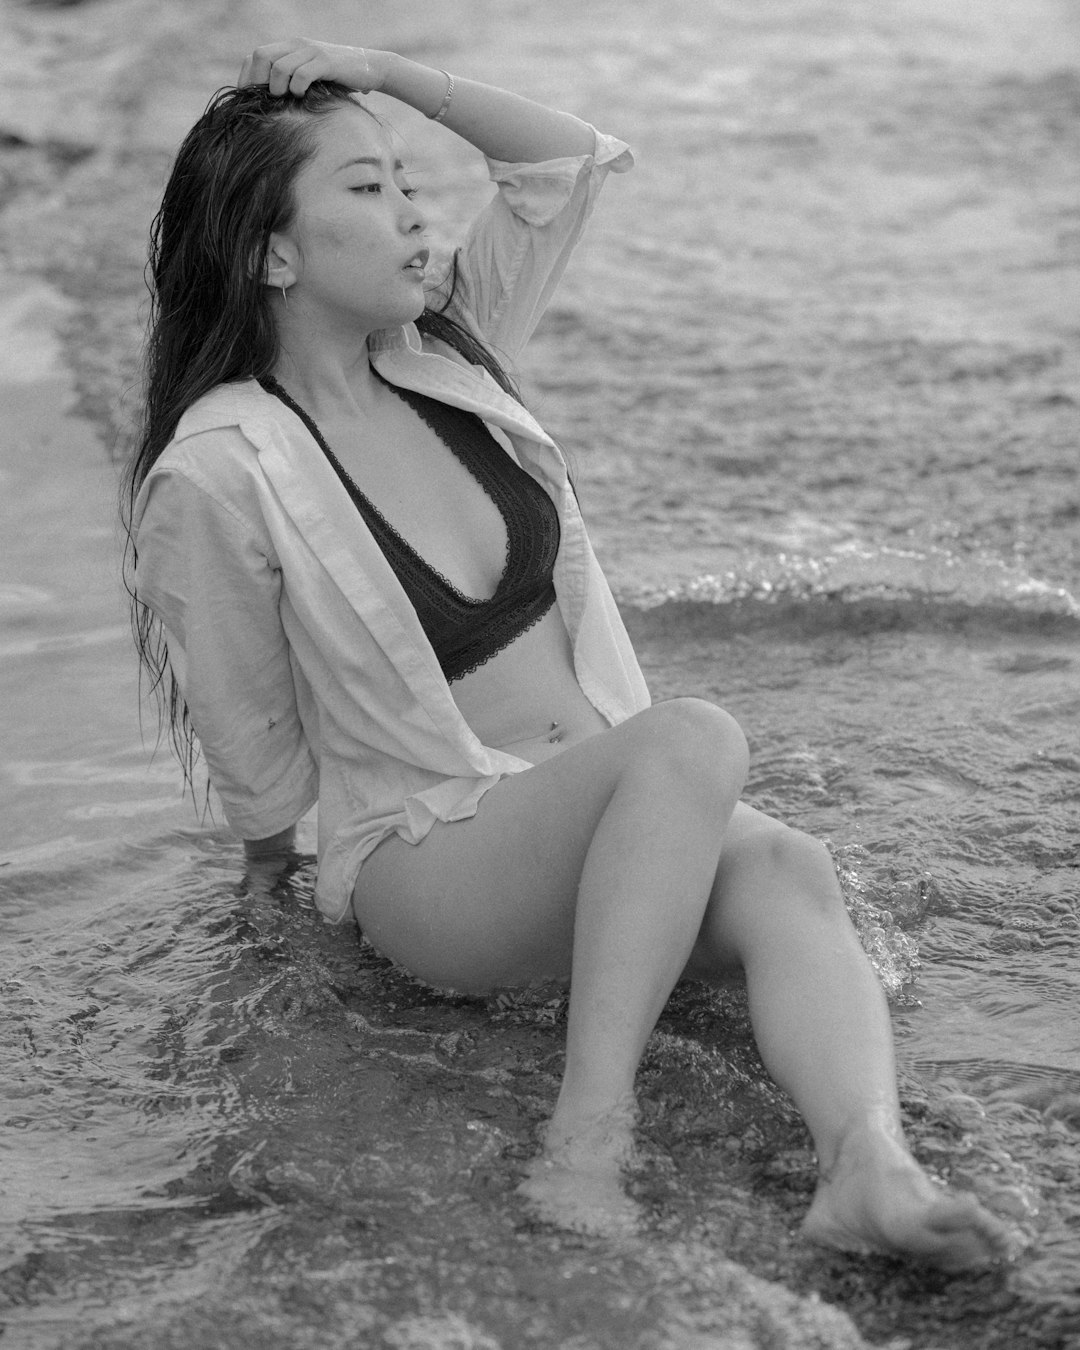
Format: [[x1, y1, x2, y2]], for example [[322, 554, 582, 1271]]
[[403, 247, 430, 274]]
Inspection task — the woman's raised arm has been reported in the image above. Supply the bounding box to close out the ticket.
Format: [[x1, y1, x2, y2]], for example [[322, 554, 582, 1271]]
[[240, 38, 597, 164]]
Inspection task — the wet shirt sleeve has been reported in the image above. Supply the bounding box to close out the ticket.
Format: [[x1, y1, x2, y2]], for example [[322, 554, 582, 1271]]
[[448, 126, 634, 362], [134, 458, 319, 838]]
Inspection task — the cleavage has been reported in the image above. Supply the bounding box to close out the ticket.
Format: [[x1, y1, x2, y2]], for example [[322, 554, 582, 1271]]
[[328, 397, 509, 600]]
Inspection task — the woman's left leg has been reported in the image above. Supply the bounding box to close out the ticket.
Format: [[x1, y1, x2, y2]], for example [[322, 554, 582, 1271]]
[[686, 806, 903, 1175], [688, 805, 1013, 1270]]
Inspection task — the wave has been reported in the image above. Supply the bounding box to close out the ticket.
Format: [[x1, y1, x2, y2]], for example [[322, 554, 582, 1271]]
[[618, 545, 1080, 639]]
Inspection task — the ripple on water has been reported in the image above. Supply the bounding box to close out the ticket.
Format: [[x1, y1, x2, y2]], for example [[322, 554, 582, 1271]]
[[1, 585, 1078, 1345]]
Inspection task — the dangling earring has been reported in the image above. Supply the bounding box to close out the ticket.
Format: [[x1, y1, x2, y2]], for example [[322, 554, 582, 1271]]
[[280, 281, 289, 310]]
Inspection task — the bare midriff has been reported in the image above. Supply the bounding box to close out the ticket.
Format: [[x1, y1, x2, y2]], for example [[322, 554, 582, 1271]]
[[451, 603, 610, 765]]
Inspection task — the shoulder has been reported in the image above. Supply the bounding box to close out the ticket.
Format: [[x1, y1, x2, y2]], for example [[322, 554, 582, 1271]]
[[135, 381, 290, 537], [169, 379, 283, 461], [146, 380, 293, 499]]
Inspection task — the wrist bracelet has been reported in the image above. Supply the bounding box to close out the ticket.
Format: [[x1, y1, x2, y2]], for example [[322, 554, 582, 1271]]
[[430, 71, 454, 123]]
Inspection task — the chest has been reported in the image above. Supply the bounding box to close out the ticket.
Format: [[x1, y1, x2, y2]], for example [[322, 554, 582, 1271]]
[[319, 393, 515, 600]]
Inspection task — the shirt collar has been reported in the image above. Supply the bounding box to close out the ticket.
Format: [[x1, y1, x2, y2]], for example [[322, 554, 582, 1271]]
[[367, 323, 559, 454], [367, 321, 421, 355]]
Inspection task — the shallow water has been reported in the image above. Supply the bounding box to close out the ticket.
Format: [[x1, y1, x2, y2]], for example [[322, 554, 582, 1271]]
[[632, 584, 1080, 1272], [2, 0, 1079, 1346]]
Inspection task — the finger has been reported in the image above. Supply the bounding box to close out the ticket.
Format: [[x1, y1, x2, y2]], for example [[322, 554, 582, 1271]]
[[267, 53, 311, 98], [236, 54, 253, 87], [280, 56, 326, 98], [291, 39, 370, 92], [269, 44, 332, 97], [244, 41, 298, 91]]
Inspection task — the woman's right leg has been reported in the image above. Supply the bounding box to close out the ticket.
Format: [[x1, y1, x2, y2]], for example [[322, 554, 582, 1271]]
[[353, 698, 749, 1230]]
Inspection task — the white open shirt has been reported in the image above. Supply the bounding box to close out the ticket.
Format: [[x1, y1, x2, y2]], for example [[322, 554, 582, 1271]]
[[133, 128, 651, 922]]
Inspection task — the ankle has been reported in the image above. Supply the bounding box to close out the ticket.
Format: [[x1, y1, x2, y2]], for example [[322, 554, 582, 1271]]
[[543, 1091, 638, 1163], [816, 1108, 909, 1180]]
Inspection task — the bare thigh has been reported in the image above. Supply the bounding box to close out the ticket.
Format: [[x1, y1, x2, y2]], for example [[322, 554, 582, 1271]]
[[352, 700, 751, 994]]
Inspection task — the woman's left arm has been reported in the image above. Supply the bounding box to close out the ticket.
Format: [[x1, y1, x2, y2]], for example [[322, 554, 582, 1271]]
[[240, 39, 597, 164]]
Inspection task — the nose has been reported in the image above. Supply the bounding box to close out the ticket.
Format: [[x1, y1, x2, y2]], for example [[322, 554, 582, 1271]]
[[400, 189, 426, 234]]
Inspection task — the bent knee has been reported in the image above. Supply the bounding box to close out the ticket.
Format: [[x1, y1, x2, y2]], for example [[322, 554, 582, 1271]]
[[628, 697, 749, 801], [737, 819, 841, 908], [650, 697, 749, 768]]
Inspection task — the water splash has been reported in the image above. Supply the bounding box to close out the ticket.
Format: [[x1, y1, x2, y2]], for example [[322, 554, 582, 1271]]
[[829, 842, 924, 1005], [623, 544, 1080, 630]]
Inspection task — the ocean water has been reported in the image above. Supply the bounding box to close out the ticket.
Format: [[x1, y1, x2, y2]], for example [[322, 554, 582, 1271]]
[[1, 0, 1078, 1347]]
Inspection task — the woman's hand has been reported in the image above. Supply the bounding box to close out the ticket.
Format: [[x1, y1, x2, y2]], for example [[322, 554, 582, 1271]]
[[238, 38, 394, 98]]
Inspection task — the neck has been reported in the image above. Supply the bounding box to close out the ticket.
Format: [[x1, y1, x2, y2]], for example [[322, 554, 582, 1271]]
[[270, 303, 388, 418]]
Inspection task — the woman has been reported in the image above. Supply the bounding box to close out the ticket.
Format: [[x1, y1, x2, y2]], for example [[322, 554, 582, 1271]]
[[124, 36, 1012, 1266]]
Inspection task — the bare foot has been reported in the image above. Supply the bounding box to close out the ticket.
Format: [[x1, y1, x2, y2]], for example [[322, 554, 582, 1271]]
[[518, 1155, 642, 1237], [517, 1101, 641, 1238], [802, 1122, 1019, 1272]]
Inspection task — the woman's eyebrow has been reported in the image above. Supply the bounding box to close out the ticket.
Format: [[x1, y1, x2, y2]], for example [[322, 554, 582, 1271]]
[[334, 155, 407, 173]]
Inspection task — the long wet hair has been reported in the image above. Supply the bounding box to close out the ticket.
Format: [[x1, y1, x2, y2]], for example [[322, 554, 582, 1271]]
[[121, 81, 523, 792]]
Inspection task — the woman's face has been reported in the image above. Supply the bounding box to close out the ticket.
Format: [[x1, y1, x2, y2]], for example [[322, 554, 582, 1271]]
[[274, 104, 429, 336]]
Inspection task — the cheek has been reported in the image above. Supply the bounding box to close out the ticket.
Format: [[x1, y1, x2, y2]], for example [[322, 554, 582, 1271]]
[[296, 204, 366, 268], [307, 219, 351, 261]]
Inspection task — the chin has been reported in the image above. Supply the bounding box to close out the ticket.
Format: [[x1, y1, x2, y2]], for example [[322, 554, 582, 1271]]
[[375, 297, 428, 331]]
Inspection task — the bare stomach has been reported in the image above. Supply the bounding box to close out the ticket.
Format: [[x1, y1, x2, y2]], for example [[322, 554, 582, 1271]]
[[451, 604, 610, 765]]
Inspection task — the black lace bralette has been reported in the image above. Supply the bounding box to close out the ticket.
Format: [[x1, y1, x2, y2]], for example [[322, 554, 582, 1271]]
[[261, 373, 560, 683]]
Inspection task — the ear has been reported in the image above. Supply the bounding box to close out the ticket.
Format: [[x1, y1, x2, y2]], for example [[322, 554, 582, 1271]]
[[264, 234, 298, 292]]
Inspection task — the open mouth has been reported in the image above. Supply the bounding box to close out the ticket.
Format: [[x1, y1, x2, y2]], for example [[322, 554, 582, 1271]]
[[404, 248, 430, 274]]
